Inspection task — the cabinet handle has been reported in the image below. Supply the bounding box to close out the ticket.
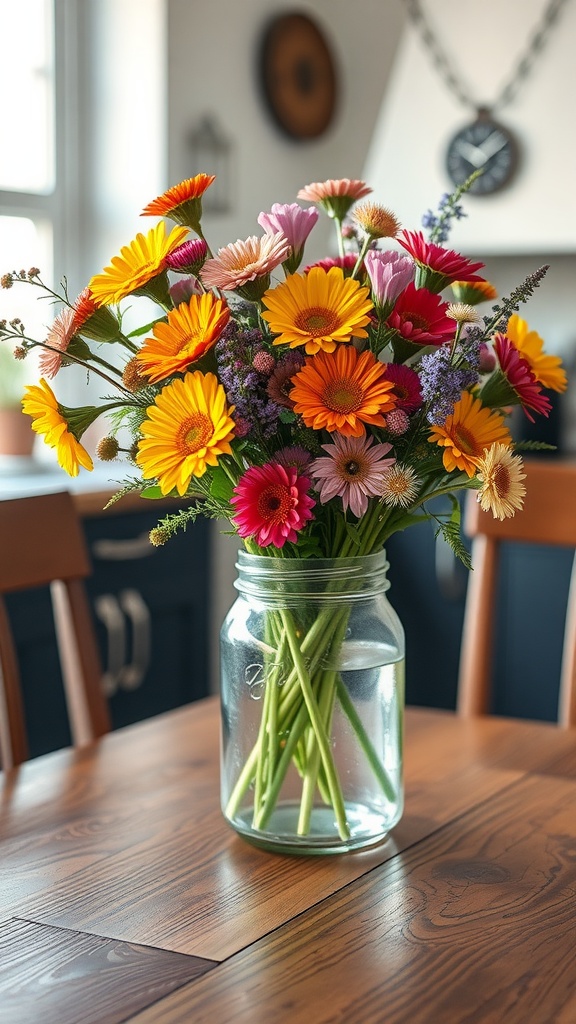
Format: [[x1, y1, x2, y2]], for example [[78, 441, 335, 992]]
[[117, 589, 151, 691], [92, 533, 155, 561], [94, 594, 127, 697]]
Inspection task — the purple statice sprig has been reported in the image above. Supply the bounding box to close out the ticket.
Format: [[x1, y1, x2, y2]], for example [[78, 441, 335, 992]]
[[420, 338, 481, 425], [215, 322, 283, 441], [421, 172, 481, 245]]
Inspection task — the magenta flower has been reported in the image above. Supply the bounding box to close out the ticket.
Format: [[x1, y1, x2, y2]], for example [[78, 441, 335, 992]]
[[381, 362, 423, 413], [231, 462, 315, 548], [364, 250, 415, 317], [311, 434, 395, 518], [303, 254, 358, 276], [165, 238, 207, 275], [258, 203, 318, 272], [397, 230, 484, 292]]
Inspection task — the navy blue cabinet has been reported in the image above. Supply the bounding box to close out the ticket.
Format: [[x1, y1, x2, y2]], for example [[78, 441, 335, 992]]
[[8, 507, 211, 757], [386, 517, 573, 724]]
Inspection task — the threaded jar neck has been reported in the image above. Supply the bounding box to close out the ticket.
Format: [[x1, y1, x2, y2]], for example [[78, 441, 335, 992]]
[[234, 550, 390, 603]]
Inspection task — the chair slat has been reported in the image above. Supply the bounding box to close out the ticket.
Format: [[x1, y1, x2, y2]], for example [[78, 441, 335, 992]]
[[459, 459, 576, 728], [0, 492, 110, 768]]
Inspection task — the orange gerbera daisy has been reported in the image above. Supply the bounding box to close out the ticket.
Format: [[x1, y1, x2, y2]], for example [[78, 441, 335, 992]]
[[89, 222, 188, 306], [137, 294, 231, 383], [506, 314, 567, 392], [136, 371, 236, 495], [141, 174, 216, 230], [428, 390, 511, 477], [290, 346, 397, 437], [261, 266, 373, 355]]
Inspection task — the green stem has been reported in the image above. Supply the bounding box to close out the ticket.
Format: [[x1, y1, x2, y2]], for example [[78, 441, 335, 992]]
[[336, 678, 397, 802], [279, 608, 350, 841]]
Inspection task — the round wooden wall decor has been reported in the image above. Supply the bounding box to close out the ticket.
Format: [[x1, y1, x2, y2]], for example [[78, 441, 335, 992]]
[[258, 13, 338, 140]]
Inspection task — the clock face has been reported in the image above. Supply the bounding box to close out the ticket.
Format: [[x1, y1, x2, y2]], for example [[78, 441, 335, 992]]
[[445, 118, 519, 195], [258, 14, 337, 140]]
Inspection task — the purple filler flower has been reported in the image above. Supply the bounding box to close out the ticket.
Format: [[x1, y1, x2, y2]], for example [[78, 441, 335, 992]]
[[364, 250, 415, 316], [311, 433, 395, 518], [258, 203, 319, 272]]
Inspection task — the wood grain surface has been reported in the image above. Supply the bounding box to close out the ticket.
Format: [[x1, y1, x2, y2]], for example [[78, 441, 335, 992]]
[[126, 771, 576, 1024], [1, 699, 575, 1023], [5, 707, 572, 960], [0, 918, 216, 1024]]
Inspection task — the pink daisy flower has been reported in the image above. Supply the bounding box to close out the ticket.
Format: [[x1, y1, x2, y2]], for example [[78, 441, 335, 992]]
[[311, 433, 395, 518], [274, 445, 313, 474], [258, 203, 318, 272], [39, 306, 77, 379], [297, 178, 372, 221], [494, 333, 552, 422], [169, 276, 204, 306], [381, 362, 423, 413], [201, 233, 292, 298], [387, 283, 454, 347], [231, 462, 315, 548], [364, 250, 415, 315], [397, 230, 484, 292]]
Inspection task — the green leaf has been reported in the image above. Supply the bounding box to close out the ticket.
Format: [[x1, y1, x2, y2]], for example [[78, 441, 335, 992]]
[[434, 496, 473, 571], [127, 319, 165, 338], [279, 409, 297, 424], [514, 440, 557, 452], [140, 485, 167, 499], [344, 521, 362, 548], [210, 467, 234, 502]]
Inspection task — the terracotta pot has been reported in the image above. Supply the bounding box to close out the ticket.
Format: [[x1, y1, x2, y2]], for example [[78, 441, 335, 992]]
[[0, 408, 35, 457]]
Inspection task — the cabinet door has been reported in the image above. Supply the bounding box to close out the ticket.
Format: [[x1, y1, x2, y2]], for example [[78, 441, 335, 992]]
[[83, 509, 211, 731], [6, 508, 211, 758]]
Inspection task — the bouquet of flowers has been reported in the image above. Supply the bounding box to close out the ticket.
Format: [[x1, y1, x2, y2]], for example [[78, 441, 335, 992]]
[[0, 173, 567, 846]]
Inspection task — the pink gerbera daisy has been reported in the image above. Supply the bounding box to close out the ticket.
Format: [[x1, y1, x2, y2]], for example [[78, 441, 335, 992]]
[[397, 230, 484, 292], [297, 178, 372, 221], [231, 462, 315, 548], [258, 203, 318, 273], [311, 433, 395, 518], [386, 283, 454, 347], [201, 233, 291, 300], [39, 306, 77, 379], [381, 362, 423, 413], [493, 333, 551, 422]]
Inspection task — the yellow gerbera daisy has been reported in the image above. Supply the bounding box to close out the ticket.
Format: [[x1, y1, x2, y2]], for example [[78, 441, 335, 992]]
[[136, 371, 236, 496], [261, 266, 373, 355], [137, 294, 231, 383], [290, 346, 396, 437], [89, 222, 189, 306], [22, 379, 94, 477], [506, 314, 567, 392], [475, 443, 526, 520], [428, 390, 511, 477]]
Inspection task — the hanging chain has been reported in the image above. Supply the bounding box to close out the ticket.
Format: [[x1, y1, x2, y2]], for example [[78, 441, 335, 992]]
[[403, 0, 570, 114]]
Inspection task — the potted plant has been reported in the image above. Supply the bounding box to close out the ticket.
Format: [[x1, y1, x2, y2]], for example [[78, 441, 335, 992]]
[[0, 345, 35, 457]]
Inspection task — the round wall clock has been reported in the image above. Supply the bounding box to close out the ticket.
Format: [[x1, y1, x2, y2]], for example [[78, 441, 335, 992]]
[[445, 113, 519, 196], [258, 13, 338, 141]]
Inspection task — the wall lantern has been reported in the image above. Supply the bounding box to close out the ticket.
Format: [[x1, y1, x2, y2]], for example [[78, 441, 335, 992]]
[[187, 115, 232, 214]]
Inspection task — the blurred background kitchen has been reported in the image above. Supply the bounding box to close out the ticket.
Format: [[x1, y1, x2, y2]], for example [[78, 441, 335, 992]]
[[1, 0, 575, 751]]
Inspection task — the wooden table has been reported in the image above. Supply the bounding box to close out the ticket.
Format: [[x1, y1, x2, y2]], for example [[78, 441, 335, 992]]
[[1, 698, 576, 1024]]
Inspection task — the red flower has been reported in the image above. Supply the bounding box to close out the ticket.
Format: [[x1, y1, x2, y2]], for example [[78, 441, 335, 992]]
[[494, 334, 551, 422], [397, 230, 484, 292], [231, 462, 315, 548], [381, 361, 423, 413], [386, 283, 454, 347]]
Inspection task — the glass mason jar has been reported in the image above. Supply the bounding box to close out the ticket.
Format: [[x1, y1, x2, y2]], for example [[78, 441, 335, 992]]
[[220, 550, 405, 855]]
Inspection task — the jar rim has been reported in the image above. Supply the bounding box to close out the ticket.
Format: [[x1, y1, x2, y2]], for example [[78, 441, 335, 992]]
[[236, 548, 389, 575]]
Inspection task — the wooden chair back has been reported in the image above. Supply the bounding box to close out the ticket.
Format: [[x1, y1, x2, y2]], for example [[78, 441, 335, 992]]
[[458, 459, 576, 727], [0, 491, 110, 768]]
